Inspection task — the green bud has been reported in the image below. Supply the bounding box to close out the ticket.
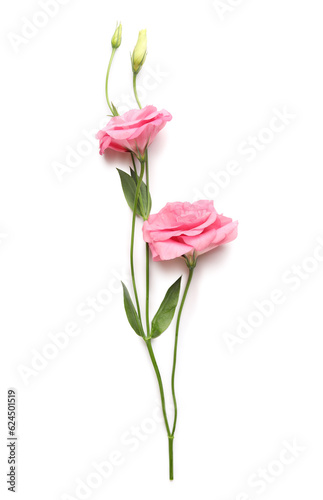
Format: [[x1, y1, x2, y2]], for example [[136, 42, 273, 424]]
[[111, 22, 122, 49], [131, 29, 147, 74]]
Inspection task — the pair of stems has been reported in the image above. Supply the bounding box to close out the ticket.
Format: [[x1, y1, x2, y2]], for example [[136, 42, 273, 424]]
[[130, 156, 194, 479], [105, 49, 142, 113], [106, 56, 194, 479]]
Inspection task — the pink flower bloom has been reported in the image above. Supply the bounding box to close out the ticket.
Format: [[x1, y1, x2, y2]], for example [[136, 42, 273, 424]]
[[96, 105, 172, 157], [142, 200, 238, 262]]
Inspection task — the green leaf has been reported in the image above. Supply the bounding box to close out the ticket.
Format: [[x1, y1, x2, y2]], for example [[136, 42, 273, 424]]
[[110, 102, 119, 116], [141, 179, 152, 215], [117, 168, 152, 217], [130, 168, 137, 183], [151, 277, 182, 338], [130, 169, 152, 216], [121, 282, 143, 337], [117, 169, 142, 216]]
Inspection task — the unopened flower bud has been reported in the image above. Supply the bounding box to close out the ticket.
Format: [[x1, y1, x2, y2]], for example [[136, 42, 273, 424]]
[[131, 29, 147, 74], [111, 22, 122, 49]]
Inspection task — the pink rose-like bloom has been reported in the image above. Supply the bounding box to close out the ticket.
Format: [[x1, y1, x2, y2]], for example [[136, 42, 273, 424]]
[[142, 200, 238, 262], [96, 105, 172, 156]]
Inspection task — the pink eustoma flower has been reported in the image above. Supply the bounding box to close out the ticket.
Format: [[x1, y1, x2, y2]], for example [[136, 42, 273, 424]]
[[96, 105, 172, 157], [142, 200, 238, 262]]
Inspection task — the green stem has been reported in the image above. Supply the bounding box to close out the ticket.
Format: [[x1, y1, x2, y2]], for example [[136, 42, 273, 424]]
[[145, 150, 149, 197], [105, 48, 117, 115], [133, 73, 142, 109], [168, 436, 174, 480], [145, 151, 150, 335], [130, 152, 138, 175], [146, 339, 171, 436], [145, 243, 150, 336], [130, 161, 145, 322], [171, 266, 195, 436]]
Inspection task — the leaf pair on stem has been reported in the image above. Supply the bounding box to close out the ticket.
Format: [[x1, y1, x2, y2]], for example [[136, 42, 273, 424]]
[[122, 276, 182, 340]]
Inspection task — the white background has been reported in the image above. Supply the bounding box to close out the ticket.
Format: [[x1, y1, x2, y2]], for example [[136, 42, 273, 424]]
[[1, 0, 323, 499]]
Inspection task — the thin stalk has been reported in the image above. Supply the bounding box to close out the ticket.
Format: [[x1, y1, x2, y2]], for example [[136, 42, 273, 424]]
[[146, 339, 171, 436], [145, 151, 150, 335], [105, 48, 117, 115], [145, 243, 150, 336], [133, 73, 142, 109], [130, 161, 145, 322], [145, 150, 150, 215], [171, 267, 195, 436], [168, 436, 174, 480], [130, 152, 138, 175]]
